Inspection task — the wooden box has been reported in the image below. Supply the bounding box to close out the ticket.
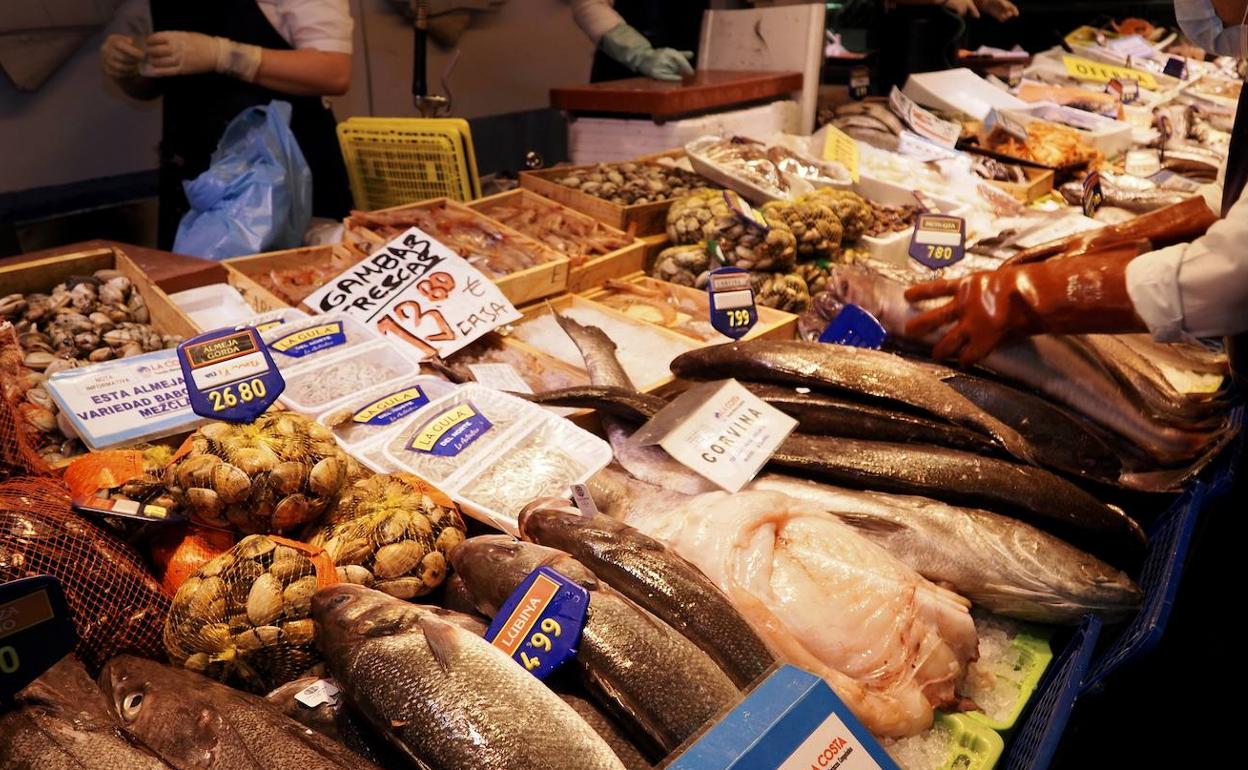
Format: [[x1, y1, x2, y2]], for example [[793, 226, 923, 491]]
[[468, 189, 646, 293], [988, 166, 1055, 203]]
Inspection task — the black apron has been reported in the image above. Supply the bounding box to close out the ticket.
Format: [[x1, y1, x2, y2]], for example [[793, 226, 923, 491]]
[[152, 0, 353, 250], [590, 0, 708, 83], [1219, 86, 1248, 385]]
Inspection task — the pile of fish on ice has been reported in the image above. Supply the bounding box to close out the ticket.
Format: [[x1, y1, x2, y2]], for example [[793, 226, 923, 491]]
[[2, 285, 1235, 769]]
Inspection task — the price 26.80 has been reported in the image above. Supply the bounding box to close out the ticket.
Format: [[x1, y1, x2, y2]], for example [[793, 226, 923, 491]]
[[208, 378, 268, 412]]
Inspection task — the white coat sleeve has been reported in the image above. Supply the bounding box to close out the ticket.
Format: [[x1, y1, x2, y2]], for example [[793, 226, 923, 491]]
[[1125, 189, 1248, 341], [571, 0, 624, 43]]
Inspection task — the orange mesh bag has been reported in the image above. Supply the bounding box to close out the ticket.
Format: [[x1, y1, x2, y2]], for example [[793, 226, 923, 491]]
[[149, 523, 238, 596], [0, 323, 52, 481], [163, 534, 339, 692], [305, 473, 466, 599]]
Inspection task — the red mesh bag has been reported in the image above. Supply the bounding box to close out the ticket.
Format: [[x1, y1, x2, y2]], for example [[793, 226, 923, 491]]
[[0, 323, 51, 481]]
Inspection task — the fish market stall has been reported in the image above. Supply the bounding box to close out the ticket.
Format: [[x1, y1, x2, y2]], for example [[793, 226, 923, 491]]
[[2, 12, 1245, 770]]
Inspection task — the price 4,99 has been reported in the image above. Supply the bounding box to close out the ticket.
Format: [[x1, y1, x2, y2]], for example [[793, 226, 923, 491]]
[[925, 244, 955, 262], [518, 617, 563, 671], [207, 378, 268, 412]]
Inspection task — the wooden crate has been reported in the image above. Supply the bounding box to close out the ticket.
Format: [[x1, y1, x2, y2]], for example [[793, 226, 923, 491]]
[[224, 198, 570, 312], [519, 151, 702, 237], [0, 245, 197, 340], [580, 272, 797, 342], [988, 166, 1055, 203], [468, 189, 646, 293]]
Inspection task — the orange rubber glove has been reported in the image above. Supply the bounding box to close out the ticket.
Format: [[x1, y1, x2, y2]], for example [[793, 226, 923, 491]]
[[904, 249, 1148, 365]]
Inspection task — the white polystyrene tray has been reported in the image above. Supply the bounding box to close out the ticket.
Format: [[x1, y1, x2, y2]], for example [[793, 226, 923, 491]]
[[169, 284, 255, 332], [246, 306, 310, 333], [685, 136, 795, 204], [261, 312, 377, 371], [854, 174, 967, 267], [317, 376, 456, 451], [1005, 103, 1133, 157], [902, 68, 1028, 120], [278, 339, 421, 416]]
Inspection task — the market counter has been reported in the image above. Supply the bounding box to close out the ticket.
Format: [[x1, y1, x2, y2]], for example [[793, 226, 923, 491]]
[[0, 240, 226, 295]]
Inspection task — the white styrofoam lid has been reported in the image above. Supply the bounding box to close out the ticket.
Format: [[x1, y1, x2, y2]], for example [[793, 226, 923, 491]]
[[903, 69, 1028, 120], [168, 284, 254, 332]]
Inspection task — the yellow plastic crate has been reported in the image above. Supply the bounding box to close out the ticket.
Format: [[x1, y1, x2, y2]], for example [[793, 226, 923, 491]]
[[337, 117, 481, 209]]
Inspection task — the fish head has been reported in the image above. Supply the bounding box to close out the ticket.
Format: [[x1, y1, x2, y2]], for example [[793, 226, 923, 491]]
[[449, 535, 594, 615], [99, 655, 222, 765], [518, 502, 624, 552], [312, 584, 425, 657]]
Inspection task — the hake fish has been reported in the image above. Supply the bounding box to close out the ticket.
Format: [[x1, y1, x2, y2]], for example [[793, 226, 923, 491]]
[[0, 655, 173, 770], [312, 584, 627, 770], [771, 433, 1146, 567], [750, 475, 1142, 624], [669, 339, 1037, 463], [450, 536, 739, 755], [98, 655, 381, 770], [518, 500, 775, 687]]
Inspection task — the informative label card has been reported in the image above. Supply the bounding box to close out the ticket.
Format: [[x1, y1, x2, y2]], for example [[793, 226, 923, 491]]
[[303, 227, 522, 360]]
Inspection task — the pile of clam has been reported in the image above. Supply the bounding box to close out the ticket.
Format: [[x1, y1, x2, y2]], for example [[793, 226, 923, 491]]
[[0, 270, 182, 464], [164, 534, 324, 691], [556, 161, 705, 206]]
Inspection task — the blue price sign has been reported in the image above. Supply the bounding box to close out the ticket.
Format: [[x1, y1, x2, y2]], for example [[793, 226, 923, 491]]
[[1082, 171, 1104, 218], [484, 566, 588, 680], [177, 326, 284, 423], [0, 576, 77, 701], [707, 266, 758, 340], [818, 304, 887, 349], [1163, 57, 1187, 79], [908, 213, 965, 269], [849, 65, 870, 100]]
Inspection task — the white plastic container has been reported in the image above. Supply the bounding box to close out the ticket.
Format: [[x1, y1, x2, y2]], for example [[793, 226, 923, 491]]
[[246, 307, 310, 334], [853, 174, 967, 267], [261, 313, 376, 371], [1007, 103, 1133, 157], [168, 284, 255, 332], [317, 376, 456, 451], [279, 339, 420, 415], [903, 68, 1028, 120]]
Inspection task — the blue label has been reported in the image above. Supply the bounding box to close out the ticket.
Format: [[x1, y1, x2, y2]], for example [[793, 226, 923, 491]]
[[406, 402, 492, 456], [819, 304, 887, 349], [668, 665, 901, 770], [0, 576, 78, 701], [908, 213, 965, 269], [178, 326, 285, 424], [1163, 57, 1186, 79], [267, 321, 348, 358], [1082, 171, 1104, 218], [707, 266, 758, 340], [484, 567, 588, 680], [352, 386, 431, 427]]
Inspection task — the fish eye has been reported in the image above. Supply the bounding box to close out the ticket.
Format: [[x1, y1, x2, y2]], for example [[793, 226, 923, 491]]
[[329, 592, 353, 607], [120, 691, 145, 720]]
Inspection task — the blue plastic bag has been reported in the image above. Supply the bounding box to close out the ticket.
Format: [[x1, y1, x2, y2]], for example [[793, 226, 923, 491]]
[[174, 101, 312, 260]]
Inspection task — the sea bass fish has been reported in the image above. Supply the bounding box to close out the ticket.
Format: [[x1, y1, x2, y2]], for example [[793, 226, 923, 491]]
[[450, 536, 739, 755], [751, 475, 1143, 624], [0, 655, 173, 770], [518, 500, 775, 687], [625, 490, 978, 738], [669, 339, 1036, 463], [266, 677, 405, 768], [312, 585, 627, 770], [555, 690, 654, 770], [98, 655, 381, 770]]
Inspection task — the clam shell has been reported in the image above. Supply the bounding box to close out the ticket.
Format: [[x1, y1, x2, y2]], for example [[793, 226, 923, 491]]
[[419, 551, 448, 588], [246, 573, 284, 626], [373, 540, 425, 579], [335, 565, 374, 586], [212, 463, 252, 504], [282, 575, 319, 616], [194, 623, 231, 652], [232, 625, 282, 652], [308, 456, 345, 497], [183, 653, 211, 672], [281, 619, 315, 645], [231, 445, 279, 476], [235, 535, 276, 560], [375, 577, 427, 600], [435, 527, 465, 554], [268, 461, 306, 496], [268, 546, 308, 583], [272, 493, 314, 531]]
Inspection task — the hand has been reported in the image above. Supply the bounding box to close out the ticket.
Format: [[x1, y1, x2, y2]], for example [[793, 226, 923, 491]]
[[145, 31, 262, 81], [101, 34, 144, 80], [977, 0, 1019, 22], [636, 48, 695, 81], [939, 0, 980, 18], [903, 253, 1143, 365]]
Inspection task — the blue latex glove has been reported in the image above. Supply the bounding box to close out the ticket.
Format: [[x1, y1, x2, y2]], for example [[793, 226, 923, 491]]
[[1175, 0, 1248, 57], [600, 23, 694, 81]]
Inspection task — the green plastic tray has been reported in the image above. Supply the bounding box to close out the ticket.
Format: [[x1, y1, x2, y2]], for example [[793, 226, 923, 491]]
[[937, 713, 1005, 770], [966, 628, 1054, 732]]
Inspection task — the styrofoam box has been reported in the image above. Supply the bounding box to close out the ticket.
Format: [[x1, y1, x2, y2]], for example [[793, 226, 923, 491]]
[[1006, 103, 1134, 157], [853, 174, 966, 267], [567, 100, 801, 165], [168, 284, 255, 332], [902, 68, 1027, 121]]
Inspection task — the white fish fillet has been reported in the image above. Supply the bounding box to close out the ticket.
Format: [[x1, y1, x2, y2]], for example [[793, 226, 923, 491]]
[[628, 490, 978, 738]]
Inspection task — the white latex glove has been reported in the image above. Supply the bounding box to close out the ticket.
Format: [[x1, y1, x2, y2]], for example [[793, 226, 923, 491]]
[[144, 30, 263, 81], [939, 0, 980, 18], [977, 0, 1019, 22], [100, 34, 145, 80]]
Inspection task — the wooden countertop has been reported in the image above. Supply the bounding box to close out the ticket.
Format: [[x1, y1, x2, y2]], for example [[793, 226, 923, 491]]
[[0, 240, 227, 294], [551, 70, 803, 120]]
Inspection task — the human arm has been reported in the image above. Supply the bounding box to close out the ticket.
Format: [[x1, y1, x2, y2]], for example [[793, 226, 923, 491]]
[[570, 0, 694, 81], [1174, 0, 1248, 57]]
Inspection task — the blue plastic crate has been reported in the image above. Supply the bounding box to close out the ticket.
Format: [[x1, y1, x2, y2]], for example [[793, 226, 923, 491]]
[[1000, 615, 1102, 770]]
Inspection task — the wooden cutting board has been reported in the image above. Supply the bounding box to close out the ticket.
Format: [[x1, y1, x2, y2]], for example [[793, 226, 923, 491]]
[[550, 70, 803, 120]]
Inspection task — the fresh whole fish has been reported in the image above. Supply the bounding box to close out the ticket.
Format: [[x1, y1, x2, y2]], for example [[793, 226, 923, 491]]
[[669, 339, 1038, 463], [624, 489, 978, 738], [1072, 334, 1227, 425], [518, 499, 776, 688], [555, 689, 653, 770], [750, 475, 1142, 624], [1059, 179, 1191, 213], [450, 536, 739, 755], [770, 432, 1146, 567], [266, 677, 405, 768], [311, 584, 627, 770], [0, 655, 173, 770], [525, 385, 667, 423], [98, 655, 381, 770]]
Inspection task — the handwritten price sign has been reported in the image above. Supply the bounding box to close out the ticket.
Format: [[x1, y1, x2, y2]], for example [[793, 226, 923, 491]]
[[304, 227, 522, 360]]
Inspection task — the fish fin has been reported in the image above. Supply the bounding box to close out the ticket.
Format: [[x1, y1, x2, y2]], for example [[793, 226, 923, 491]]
[[419, 615, 460, 673], [830, 510, 909, 535]]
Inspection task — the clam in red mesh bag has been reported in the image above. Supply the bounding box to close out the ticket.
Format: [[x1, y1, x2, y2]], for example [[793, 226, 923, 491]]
[[0, 323, 52, 482]]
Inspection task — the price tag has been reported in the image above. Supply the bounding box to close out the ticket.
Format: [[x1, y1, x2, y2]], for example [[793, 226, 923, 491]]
[[0, 576, 77, 701], [1062, 55, 1158, 89], [294, 678, 342, 709], [888, 87, 960, 148], [984, 108, 1028, 142], [1082, 171, 1104, 217], [350, 384, 433, 426], [266, 321, 349, 359], [303, 226, 522, 360], [466, 363, 532, 394], [178, 326, 284, 423], [1163, 57, 1187, 79], [706, 267, 757, 340], [630, 380, 797, 493], [570, 483, 599, 517], [818, 304, 887, 349], [667, 665, 900, 770], [1106, 77, 1139, 104], [403, 402, 492, 457], [484, 566, 588, 680], [895, 131, 961, 162], [849, 65, 870, 100], [821, 125, 860, 182], [46, 349, 205, 450], [909, 213, 966, 269], [71, 496, 181, 523]]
